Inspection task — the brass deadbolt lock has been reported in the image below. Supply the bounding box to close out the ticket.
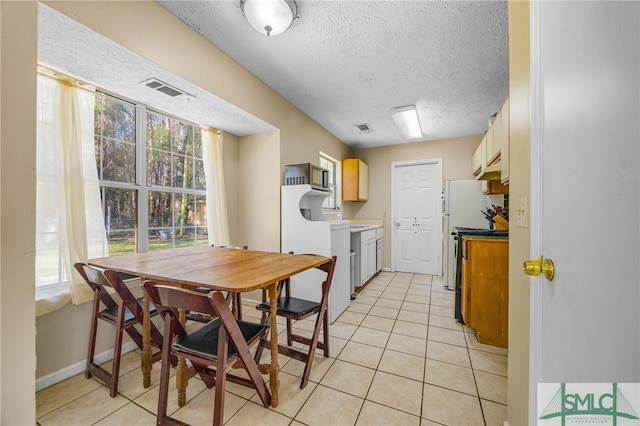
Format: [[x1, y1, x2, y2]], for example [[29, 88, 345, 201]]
[[523, 256, 555, 281]]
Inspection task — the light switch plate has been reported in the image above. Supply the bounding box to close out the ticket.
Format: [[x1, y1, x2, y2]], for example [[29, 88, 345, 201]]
[[516, 197, 528, 228]]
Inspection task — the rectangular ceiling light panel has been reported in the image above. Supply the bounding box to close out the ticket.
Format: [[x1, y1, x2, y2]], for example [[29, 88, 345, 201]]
[[391, 105, 423, 139]]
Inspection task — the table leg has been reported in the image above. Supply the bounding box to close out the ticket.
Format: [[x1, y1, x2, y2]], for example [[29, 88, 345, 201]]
[[142, 291, 152, 388], [176, 309, 188, 407], [268, 284, 280, 408]]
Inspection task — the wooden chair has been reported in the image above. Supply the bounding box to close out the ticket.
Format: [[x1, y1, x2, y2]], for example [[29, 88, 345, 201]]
[[74, 263, 165, 397], [255, 255, 337, 388], [143, 281, 270, 426]]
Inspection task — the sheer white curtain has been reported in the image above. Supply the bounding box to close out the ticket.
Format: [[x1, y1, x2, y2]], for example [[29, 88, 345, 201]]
[[201, 128, 230, 246], [35, 74, 108, 316]]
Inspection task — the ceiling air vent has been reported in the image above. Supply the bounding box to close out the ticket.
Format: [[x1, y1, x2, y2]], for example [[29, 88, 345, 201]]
[[141, 78, 192, 98], [355, 123, 373, 133]]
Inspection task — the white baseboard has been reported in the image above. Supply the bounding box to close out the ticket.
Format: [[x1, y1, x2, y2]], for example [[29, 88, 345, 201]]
[[382, 267, 392, 272], [36, 341, 138, 392]]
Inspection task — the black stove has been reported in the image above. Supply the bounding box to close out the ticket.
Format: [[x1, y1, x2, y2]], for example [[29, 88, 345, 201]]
[[453, 227, 509, 236], [452, 227, 509, 322]]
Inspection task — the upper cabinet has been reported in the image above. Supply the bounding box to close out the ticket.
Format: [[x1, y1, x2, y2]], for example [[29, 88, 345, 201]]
[[486, 124, 499, 166], [472, 97, 509, 183], [471, 137, 486, 176], [342, 159, 368, 202]]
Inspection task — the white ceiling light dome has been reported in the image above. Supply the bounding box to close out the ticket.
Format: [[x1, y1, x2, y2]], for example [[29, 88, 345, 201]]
[[240, 0, 298, 36]]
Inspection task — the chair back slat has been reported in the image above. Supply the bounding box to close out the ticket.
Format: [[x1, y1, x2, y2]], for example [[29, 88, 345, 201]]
[[75, 263, 113, 290], [74, 263, 119, 310], [102, 269, 146, 318], [153, 284, 223, 317]]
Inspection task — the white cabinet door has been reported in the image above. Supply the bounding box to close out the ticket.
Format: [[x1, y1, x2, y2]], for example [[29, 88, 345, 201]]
[[367, 239, 376, 279], [360, 240, 368, 285], [358, 230, 376, 285], [376, 239, 383, 271], [329, 226, 350, 323]]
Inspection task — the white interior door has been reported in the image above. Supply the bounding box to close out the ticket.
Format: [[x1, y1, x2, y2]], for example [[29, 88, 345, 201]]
[[530, 2, 639, 422], [391, 159, 442, 274]]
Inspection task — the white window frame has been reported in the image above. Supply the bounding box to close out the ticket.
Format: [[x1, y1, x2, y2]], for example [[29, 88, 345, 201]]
[[95, 91, 207, 255], [319, 151, 341, 211]]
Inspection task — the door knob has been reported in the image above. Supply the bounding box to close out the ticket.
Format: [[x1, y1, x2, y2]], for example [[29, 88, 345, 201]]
[[523, 256, 555, 281], [395, 222, 401, 227]]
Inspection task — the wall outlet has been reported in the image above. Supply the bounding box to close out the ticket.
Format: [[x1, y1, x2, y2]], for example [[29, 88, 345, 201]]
[[516, 197, 528, 228]]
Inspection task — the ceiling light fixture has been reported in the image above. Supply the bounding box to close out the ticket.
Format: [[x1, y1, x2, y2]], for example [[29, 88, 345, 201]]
[[240, 0, 298, 36], [391, 105, 423, 139]]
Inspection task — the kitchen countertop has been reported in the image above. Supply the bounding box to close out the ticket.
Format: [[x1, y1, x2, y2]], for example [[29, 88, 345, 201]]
[[349, 224, 382, 233]]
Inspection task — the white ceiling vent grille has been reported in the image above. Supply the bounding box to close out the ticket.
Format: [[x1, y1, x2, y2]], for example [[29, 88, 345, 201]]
[[355, 123, 373, 133], [141, 78, 193, 98]]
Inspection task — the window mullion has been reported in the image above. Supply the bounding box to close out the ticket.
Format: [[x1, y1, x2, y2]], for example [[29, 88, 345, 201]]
[[136, 104, 149, 252]]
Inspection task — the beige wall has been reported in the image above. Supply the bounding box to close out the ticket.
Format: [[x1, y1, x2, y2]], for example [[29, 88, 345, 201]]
[[350, 134, 482, 267], [238, 130, 281, 252], [507, 1, 531, 425], [1, 2, 37, 424], [221, 131, 241, 245]]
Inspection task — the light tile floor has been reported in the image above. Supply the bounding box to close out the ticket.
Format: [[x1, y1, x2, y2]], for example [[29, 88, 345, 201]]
[[36, 273, 508, 426]]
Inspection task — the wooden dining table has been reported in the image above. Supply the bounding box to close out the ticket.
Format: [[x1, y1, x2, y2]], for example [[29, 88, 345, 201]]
[[88, 245, 330, 408]]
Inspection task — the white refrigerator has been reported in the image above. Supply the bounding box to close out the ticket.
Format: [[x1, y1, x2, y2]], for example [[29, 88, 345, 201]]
[[442, 180, 502, 290]]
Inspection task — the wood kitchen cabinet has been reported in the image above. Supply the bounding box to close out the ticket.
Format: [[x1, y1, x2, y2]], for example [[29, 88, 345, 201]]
[[461, 237, 509, 348], [342, 159, 368, 202]]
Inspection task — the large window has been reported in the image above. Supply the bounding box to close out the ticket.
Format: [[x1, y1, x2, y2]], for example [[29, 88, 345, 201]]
[[95, 92, 207, 255], [319, 153, 340, 210]]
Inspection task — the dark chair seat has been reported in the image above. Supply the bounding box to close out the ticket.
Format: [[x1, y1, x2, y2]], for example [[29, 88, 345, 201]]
[[174, 318, 266, 359], [101, 298, 156, 323], [257, 297, 320, 317]]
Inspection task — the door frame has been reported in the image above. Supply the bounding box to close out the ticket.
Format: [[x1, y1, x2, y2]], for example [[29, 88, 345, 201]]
[[389, 158, 443, 273], [528, 1, 542, 423]]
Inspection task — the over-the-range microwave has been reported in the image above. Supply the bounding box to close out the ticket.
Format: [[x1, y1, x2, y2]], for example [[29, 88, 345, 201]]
[[284, 163, 330, 191]]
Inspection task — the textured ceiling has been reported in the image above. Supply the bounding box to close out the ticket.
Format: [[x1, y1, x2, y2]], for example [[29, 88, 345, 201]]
[[158, 0, 509, 148], [37, 4, 274, 136]]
